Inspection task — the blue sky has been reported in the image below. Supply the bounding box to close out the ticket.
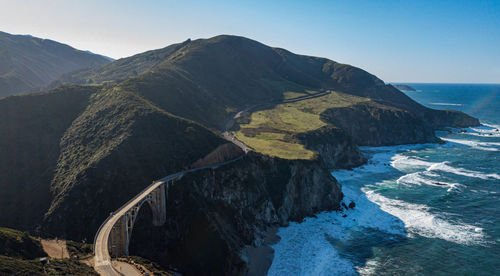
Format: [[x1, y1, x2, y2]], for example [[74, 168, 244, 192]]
[[1, 0, 499, 83]]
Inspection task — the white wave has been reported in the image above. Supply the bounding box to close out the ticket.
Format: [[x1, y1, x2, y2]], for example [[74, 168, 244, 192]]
[[459, 124, 500, 137], [430, 102, 463, 106], [395, 168, 465, 193], [364, 190, 485, 245], [334, 144, 434, 181], [269, 182, 485, 276], [390, 155, 436, 171], [427, 161, 500, 180], [270, 142, 493, 275], [441, 137, 500, 151], [268, 184, 405, 276]]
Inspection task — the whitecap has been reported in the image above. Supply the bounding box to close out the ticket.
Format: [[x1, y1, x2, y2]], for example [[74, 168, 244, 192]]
[[390, 155, 436, 171], [441, 137, 500, 151], [456, 124, 500, 137], [363, 190, 485, 245], [268, 184, 405, 276], [427, 161, 500, 180]]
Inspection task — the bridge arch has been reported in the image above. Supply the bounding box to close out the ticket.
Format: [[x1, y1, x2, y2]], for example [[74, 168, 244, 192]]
[[108, 181, 169, 257]]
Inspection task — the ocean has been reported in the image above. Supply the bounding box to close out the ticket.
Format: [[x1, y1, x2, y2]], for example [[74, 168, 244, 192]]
[[268, 84, 500, 275]]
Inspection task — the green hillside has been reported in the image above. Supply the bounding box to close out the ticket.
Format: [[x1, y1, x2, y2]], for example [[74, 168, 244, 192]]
[[0, 227, 97, 275]]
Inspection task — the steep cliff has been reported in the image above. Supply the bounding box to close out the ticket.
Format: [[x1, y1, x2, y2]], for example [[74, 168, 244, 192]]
[[129, 153, 341, 275], [321, 102, 440, 146], [296, 126, 367, 168]]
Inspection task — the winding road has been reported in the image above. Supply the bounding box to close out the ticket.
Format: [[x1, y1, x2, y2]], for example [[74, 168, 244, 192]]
[[93, 90, 331, 275]]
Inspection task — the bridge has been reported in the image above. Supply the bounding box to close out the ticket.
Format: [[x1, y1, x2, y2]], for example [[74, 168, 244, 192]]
[[92, 90, 331, 275], [93, 157, 244, 275]]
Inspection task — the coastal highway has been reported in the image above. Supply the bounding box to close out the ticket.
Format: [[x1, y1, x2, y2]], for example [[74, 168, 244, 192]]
[[93, 90, 331, 275]]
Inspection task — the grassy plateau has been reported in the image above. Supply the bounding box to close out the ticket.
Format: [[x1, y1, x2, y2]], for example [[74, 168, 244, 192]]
[[234, 91, 371, 159]]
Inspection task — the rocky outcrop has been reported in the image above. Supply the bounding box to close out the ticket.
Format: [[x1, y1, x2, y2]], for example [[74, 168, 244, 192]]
[[129, 152, 342, 275], [425, 109, 480, 129], [321, 102, 440, 146], [296, 126, 366, 169]]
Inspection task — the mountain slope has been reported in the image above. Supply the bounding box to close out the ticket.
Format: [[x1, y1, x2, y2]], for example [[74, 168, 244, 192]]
[[0, 31, 110, 97], [54, 35, 477, 129]]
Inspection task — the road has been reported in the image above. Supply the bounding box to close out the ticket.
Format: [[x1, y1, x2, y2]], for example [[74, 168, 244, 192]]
[[93, 159, 245, 275], [93, 172, 183, 276], [93, 90, 331, 275], [222, 90, 331, 152]]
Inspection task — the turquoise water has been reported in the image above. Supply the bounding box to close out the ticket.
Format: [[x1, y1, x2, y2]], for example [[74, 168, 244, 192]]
[[268, 84, 500, 275]]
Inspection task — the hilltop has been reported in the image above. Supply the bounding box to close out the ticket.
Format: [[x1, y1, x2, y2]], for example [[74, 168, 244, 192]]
[[0, 35, 479, 274], [0, 31, 110, 97]]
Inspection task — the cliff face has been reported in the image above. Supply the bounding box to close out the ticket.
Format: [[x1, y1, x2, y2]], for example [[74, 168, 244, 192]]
[[321, 102, 440, 146], [296, 126, 367, 169], [425, 109, 480, 128], [129, 153, 341, 275]]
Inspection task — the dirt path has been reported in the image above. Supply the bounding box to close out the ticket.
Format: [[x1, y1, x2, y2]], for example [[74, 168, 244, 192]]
[[41, 239, 70, 259]]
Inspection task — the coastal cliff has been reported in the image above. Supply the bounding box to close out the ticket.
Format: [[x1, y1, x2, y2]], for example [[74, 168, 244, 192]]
[[129, 152, 342, 275], [321, 102, 440, 146], [297, 126, 367, 169]]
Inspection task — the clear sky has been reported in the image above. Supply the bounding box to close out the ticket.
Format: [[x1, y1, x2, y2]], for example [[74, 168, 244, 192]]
[[1, 0, 499, 83]]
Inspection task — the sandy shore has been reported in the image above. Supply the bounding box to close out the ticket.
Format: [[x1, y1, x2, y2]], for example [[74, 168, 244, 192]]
[[242, 226, 281, 276]]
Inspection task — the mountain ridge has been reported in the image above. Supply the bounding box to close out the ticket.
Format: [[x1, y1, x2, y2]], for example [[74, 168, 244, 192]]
[[0, 31, 110, 97]]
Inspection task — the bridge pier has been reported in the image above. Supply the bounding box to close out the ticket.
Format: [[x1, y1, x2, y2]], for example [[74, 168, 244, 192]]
[[108, 180, 171, 257]]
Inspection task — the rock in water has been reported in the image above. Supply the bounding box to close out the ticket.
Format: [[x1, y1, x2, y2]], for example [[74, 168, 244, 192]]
[[348, 201, 356, 209]]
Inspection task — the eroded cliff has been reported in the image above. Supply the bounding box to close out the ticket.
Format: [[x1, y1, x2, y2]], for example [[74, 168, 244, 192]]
[[129, 152, 342, 275]]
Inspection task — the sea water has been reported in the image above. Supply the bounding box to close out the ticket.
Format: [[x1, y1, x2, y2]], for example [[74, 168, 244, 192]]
[[268, 84, 500, 275]]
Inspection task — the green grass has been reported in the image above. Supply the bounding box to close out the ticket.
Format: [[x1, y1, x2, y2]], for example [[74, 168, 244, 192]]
[[234, 91, 370, 159]]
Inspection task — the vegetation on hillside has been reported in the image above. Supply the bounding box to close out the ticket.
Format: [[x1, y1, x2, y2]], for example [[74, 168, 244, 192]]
[[234, 91, 371, 159], [0, 227, 45, 259], [0, 227, 97, 275], [0, 86, 98, 230]]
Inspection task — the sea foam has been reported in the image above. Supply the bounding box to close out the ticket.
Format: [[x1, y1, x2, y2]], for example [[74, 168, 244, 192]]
[[441, 137, 500, 151], [363, 189, 485, 245], [270, 139, 493, 275], [427, 161, 500, 180]]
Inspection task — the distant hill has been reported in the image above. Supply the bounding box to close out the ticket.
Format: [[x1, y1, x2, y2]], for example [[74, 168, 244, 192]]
[[393, 84, 416, 91], [0, 31, 111, 97]]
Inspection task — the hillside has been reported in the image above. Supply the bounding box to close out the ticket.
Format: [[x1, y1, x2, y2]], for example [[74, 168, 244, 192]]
[[53, 35, 477, 130], [0, 31, 110, 97], [0, 35, 480, 274], [0, 227, 97, 275]]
